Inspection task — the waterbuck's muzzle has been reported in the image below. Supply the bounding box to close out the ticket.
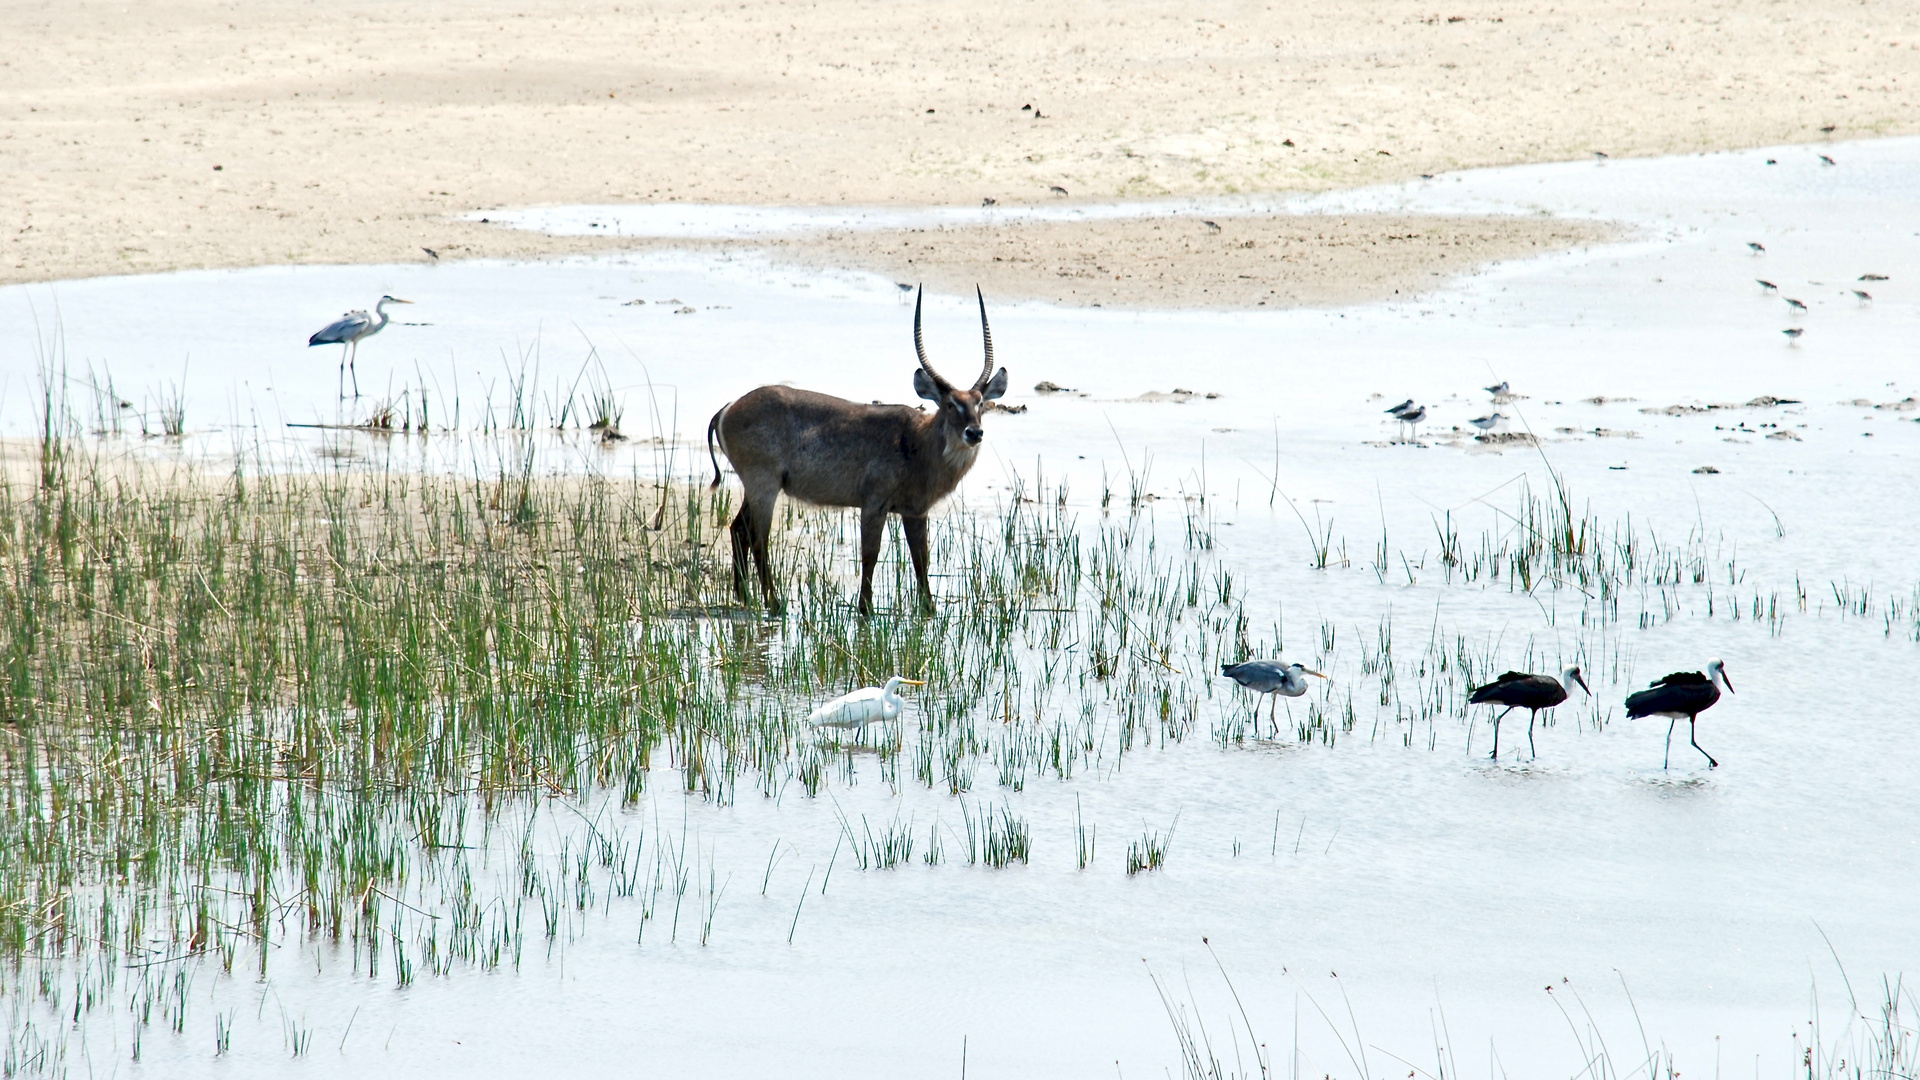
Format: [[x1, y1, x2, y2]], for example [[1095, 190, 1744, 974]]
[[964, 425, 984, 445]]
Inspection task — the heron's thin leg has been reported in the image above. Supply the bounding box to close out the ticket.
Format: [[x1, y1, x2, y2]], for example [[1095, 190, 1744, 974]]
[[1689, 718, 1718, 768], [1664, 718, 1676, 769], [349, 340, 361, 397], [338, 348, 348, 400], [1268, 693, 1279, 735]]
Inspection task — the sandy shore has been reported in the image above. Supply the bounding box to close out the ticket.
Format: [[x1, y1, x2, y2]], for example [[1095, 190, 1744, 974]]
[[5, 0, 1916, 304], [681, 215, 1619, 310]]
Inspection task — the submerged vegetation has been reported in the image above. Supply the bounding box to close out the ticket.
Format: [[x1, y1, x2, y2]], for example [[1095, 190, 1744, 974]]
[[1, 390, 1916, 1070]]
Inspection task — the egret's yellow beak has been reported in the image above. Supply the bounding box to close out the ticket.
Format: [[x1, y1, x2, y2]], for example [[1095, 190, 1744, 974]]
[[900, 679, 926, 686]]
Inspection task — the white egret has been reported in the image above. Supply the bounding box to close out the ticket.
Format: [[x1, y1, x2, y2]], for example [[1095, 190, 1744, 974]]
[[807, 676, 925, 736]]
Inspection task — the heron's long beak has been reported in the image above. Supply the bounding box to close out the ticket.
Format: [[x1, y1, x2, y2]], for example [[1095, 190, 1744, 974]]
[[1304, 669, 1327, 679], [391, 298, 414, 304], [900, 679, 926, 686]]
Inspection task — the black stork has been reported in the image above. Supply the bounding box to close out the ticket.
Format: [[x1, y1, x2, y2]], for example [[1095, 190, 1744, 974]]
[[1468, 666, 1590, 760], [1625, 658, 1734, 768], [1221, 660, 1327, 736]]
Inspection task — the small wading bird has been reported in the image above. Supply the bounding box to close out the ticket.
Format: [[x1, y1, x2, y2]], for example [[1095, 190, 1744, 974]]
[[308, 295, 411, 398], [1220, 660, 1327, 735], [708, 285, 1009, 615], [1384, 399, 1418, 440], [1784, 297, 1808, 314], [1783, 328, 1804, 343], [1756, 279, 1777, 292], [807, 676, 926, 737], [1625, 659, 1733, 769], [1468, 413, 1505, 435], [1747, 242, 1766, 255], [1397, 404, 1427, 442], [1860, 273, 1888, 282], [1469, 667, 1590, 760], [1484, 381, 1509, 397], [1853, 289, 1873, 304]]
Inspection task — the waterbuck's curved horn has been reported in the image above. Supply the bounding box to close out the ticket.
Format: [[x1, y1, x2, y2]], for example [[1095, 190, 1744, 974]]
[[973, 286, 996, 391], [912, 285, 952, 390]]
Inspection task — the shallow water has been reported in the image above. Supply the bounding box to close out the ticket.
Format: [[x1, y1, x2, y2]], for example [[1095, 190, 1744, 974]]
[[2, 139, 1918, 1078]]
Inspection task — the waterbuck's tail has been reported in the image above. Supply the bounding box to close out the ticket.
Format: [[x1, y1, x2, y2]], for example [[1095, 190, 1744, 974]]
[[706, 404, 729, 490]]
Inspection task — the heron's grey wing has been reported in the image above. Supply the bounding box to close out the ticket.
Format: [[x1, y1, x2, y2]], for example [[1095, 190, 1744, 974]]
[[1223, 659, 1289, 691], [309, 311, 371, 346]]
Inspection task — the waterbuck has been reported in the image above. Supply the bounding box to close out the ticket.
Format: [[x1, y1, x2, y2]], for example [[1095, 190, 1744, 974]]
[[706, 287, 1009, 615]]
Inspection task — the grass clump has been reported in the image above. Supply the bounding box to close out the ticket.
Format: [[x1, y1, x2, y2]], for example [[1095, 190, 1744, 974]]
[[963, 801, 1031, 868], [1126, 823, 1174, 876]]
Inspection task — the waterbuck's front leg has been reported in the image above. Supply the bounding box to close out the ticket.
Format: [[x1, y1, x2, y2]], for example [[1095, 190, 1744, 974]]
[[901, 515, 935, 614], [857, 504, 889, 615]]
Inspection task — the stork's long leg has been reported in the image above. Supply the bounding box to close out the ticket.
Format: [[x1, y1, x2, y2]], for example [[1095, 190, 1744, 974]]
[[1527, 709, 1538, 759], [1491, 706, 1514, 760], [1689, 717, 1718, 768], [1664, 718, 1676, 769]]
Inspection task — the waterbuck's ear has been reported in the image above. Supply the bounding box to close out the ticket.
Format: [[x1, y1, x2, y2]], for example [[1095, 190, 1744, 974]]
[[912, 369, 943, 402], [982, 367, 1010, 401]]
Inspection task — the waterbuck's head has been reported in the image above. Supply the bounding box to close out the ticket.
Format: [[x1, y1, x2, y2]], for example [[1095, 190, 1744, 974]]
[[911, 286, 1009, 450]]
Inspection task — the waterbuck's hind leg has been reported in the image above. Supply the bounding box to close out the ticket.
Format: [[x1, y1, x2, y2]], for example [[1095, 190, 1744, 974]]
[[745, 486, 781, 614], [856, 504, 889, 615], [901, 515, 934, 614], [728, 507, 755, 604]]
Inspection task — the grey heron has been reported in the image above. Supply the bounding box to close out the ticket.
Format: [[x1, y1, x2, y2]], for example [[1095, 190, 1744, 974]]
[[1625, 659, 1733, 768], [1221, 660, 1326, 735], [308, 295, 412, 398], [1468, 667, 1589, 760], [807, 676, 925, 737]]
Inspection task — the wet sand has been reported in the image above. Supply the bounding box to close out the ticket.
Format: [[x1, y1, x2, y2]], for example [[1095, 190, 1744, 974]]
[[673, 214, 1619, 309], [4, 0, 1915, 304]]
